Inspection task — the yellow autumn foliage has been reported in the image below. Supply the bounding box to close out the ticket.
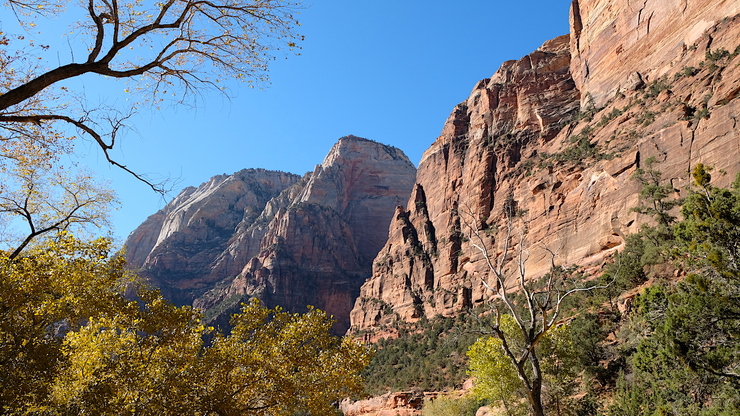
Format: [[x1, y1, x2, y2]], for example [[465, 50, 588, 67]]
[[0, 233, 370, 415]]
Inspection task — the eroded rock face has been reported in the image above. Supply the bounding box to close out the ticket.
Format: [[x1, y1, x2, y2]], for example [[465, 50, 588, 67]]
[[350, 35, 580, 333], [349, 11, 740, 335], [127, 136, 416, 334], [340, 392, 423, 416], [570, 0, 740, 107], [126, 169, 301, 304]]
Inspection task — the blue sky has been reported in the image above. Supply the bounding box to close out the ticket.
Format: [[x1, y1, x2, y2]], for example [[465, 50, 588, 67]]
[[69, 0, 573, 242]]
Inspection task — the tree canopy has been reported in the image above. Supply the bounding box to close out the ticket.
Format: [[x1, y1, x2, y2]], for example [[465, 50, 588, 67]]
[[595, 164, 740, 415], [0, 233, 369, 415]]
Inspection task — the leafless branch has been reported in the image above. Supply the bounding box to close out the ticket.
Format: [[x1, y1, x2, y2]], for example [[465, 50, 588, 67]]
[[0, 0, 301, 188], [458, 197, 614, 416]]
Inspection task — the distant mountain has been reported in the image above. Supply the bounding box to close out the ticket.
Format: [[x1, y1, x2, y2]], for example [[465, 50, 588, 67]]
[[125, 136, 416, 333]]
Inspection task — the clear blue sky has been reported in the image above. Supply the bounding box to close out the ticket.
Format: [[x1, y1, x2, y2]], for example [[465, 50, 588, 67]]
[[72, 0, 573, 242]]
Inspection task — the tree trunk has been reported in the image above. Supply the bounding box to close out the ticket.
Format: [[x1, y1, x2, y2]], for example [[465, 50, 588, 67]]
[[528, 379, 546, 416]]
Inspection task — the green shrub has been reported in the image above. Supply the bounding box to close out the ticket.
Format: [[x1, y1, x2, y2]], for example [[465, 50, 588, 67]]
[[422, 394, 483, 416], [644, 77, 671, 98], [674, 66, 697, 80], [636, 110, 655, 126], [705, 48, 730, 62]]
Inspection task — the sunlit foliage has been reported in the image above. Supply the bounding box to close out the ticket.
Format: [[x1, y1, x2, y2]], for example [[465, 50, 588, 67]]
[[0, 234, 369, 415], [467, 315, 579, 416], [421, 393, 482, 416]]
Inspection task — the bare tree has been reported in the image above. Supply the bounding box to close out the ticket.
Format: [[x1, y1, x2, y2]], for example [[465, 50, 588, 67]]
[[0, 0, 300, 250], [461, 204, 612, 416]]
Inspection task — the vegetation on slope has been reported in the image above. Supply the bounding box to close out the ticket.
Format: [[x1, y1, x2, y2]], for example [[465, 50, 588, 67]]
[[365, 163, 740, 416], [362, 313, 481, 395]]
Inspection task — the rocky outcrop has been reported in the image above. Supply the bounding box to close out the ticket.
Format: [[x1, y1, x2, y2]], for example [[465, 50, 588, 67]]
[[340, 392, 424, 416], [126, 136, 416, 334], [349, 9, 740, 335], [570, 0, 740, 107]]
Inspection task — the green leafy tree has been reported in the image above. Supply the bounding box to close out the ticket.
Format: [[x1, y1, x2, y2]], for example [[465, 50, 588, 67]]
[[608, 164, 740, 415], [466, 315, 529, 416], [631, 157, 683, 227], [467, 316, 579, 416], [666, 164, 740, 382]]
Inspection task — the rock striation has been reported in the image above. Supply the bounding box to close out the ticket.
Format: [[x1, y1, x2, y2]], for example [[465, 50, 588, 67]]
[[570, 0, 740, 107], [348, 6, 740, 335], [126, 169, 301, 304], [126, 136, 416, 334], [340, 392, 424, 416]]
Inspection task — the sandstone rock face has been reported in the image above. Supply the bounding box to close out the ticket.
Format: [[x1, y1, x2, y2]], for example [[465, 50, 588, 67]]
[[570, 0, 740, 107], [197, 137, 415, 334], [126, 169, 301, 304], [350, 35, 581, 333], [127, 136, 416, 334], [349, 11, 740, 335]]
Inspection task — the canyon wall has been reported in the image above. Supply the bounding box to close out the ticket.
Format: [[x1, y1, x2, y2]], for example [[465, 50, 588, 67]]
[[349, 4, 740, 335], [126, 0, 740, 338]]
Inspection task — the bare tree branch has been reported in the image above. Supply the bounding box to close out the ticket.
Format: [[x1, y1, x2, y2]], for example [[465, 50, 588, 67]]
[[0, 0, 301, 189]]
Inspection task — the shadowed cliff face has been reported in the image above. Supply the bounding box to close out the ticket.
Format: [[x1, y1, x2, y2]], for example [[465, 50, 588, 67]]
[[125, 169, 302, 304], [126, 136, 416, 334], [349, 8, 740, 336]]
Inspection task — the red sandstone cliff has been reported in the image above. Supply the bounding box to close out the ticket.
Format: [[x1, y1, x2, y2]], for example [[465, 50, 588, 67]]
[[570, 0, 740, 107], [348, 3, 740, 335], [194, 136, 416, 333]]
